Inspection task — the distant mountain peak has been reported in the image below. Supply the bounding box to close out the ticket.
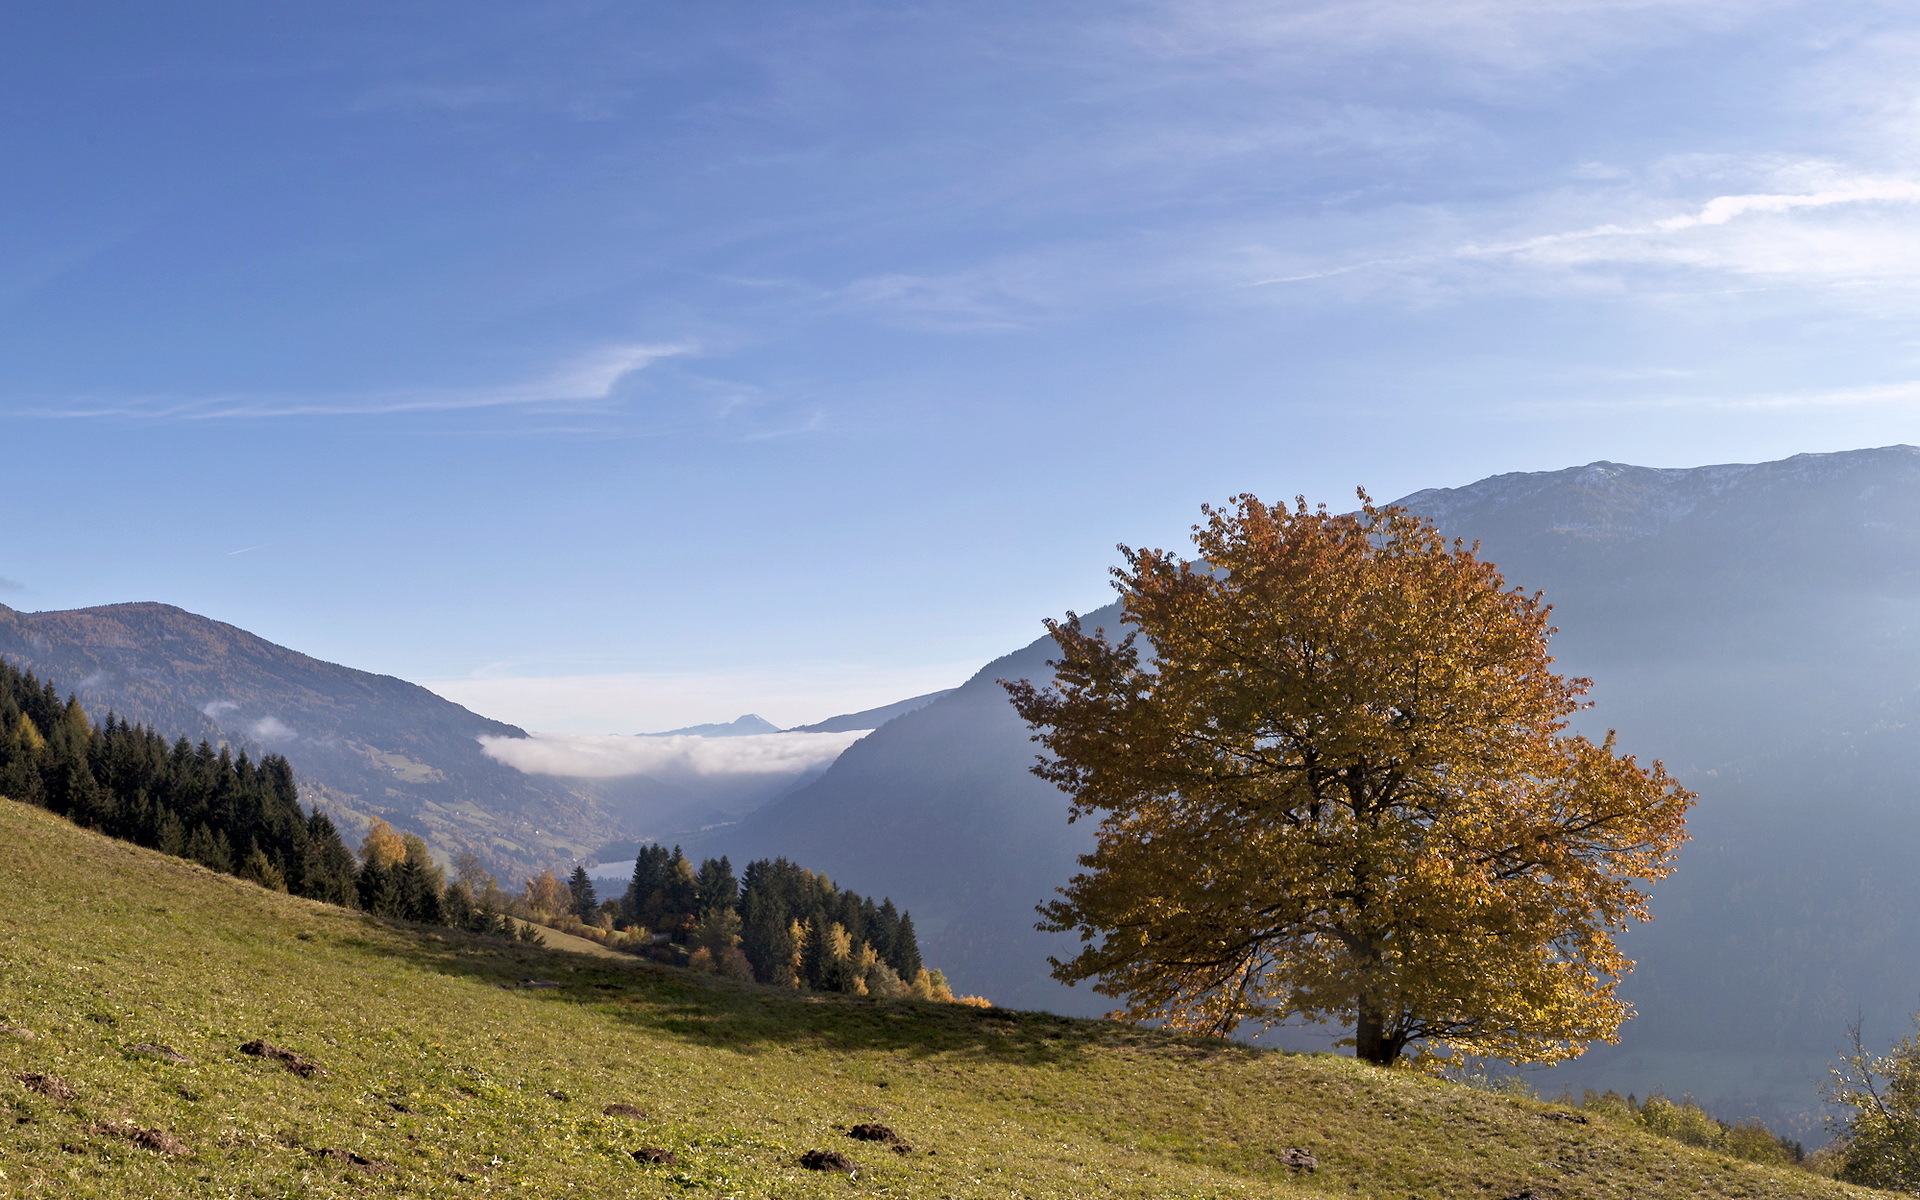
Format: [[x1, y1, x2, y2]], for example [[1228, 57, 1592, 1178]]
[[643, 713, 783, 738]]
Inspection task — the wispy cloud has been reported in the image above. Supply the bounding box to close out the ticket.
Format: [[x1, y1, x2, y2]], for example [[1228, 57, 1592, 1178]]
[[479, 729, 868, 779], [1503, 378, 1920, 416], [1246, 168, 1920, 296], [1136, 0, 1786, 81], [0, 576, 23, 595], [13, 342, 692, 421], [1651, 180, 1920, 230]]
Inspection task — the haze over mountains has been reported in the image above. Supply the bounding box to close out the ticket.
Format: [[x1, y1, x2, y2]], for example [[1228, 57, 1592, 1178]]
[[693, 445, 1920, 1129], [8, 445, 1920, 1129], [0, 602, 947, 876]]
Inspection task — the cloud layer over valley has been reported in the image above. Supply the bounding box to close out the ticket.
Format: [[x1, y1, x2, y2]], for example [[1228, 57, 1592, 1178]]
[[479, 729, 869, 780]]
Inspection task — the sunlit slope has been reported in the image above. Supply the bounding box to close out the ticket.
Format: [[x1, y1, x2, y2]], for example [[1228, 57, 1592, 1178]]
[[0, 801, 1867, 1200]]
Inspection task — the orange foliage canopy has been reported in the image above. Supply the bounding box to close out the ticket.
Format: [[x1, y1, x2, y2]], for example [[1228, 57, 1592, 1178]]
[[358, 818, 407, 869], [1004, 494, 1693, 1066]]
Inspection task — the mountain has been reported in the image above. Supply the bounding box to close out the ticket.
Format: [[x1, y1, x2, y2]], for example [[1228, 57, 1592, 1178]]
[[697, 445, 1920, 1131], [789, 689, 956, 733], [644, 713, 784, 737], [0, 601, 616, 876]]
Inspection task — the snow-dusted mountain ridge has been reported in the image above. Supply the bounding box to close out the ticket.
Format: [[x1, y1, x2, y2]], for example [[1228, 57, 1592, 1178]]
[[1400, 444, 1920, 543]]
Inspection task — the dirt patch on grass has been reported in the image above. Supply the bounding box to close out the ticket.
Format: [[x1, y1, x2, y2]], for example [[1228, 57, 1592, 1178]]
[[799, 1148, 859, 1173], [17, 1072, 75, 1101], [240, 1039, 328, 1077], [631, 1147, 678, 1165], [847, 1122, 912, 1153], [1278, 1147, 1319, 1171], [97, 1120, 190, 1155], [603, 1103, 647, 1119], [124, 1043, 193, 1064]]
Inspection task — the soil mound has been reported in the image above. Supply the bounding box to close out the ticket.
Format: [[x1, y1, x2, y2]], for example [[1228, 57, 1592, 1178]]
[[99, 1120, 190, 1155], [17, 1072, 74, 1100], [240, 1039, 328, 1077], [799, 1148, 859, 1173], [847, 1122, 912, 1153]]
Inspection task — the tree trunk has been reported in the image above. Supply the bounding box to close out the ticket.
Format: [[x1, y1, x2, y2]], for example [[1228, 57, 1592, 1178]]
[[1354, 1000, 1404, 1065]]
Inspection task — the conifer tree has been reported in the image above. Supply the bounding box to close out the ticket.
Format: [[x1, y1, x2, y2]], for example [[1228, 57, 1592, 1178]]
[[397, 853, 445, 923], [443, 880, 476, 929], [890, 913, 923, 980], [624, 844, 671, 925], [240, 846, 287, 892], [567, 865, 597, 920], [696, 855, 738, 914], [358, 858, 403, 917]]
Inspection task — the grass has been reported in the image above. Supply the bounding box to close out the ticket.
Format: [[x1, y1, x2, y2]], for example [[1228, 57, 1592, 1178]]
[[0, 798, 1880, 1199]]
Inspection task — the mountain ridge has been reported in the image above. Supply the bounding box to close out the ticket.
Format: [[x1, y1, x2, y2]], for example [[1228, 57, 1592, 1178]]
[[696, 444, 1920, 1130], [0, 599, 616, 876]]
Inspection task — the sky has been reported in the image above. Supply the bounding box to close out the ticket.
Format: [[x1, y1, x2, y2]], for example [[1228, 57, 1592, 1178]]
[[5, 0, 1920, 731]]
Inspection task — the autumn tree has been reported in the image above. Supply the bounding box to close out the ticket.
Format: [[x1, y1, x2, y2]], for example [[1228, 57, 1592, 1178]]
[[1004, 494, 1693, 1066], [523, 868, 569, 922], [359, 818, 406, 869]]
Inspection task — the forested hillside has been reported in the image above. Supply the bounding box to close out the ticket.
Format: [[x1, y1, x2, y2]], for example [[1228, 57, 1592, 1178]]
[[0, 658, 361, 903], [0, 601, 614, 874]]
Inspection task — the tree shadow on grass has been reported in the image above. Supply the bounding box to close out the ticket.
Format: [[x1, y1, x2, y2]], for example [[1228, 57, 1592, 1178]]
[[355, 918, 1269, 1070]]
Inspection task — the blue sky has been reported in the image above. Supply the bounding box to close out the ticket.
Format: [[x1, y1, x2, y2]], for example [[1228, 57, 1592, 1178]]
[[5, 1, 1920, 730]]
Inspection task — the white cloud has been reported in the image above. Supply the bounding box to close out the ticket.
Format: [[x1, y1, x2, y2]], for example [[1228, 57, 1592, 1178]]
[[19, 342, 692, 421], [1651, 180, 1920, 230], [248, 716, 296, 742], [479, 729, 869, 779], [1241, 164, 1920, 300]]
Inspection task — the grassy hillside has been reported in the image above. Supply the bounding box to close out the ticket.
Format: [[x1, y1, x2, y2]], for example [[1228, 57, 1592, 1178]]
[[0, 800, 1872, 1199]]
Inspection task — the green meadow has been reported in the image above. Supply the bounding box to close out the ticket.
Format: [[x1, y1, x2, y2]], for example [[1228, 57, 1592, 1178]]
[[0, 799, 1871, 1199]]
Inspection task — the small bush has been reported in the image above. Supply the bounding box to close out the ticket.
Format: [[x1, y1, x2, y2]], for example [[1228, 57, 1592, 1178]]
[[1639, 1095, 1724, 1149]]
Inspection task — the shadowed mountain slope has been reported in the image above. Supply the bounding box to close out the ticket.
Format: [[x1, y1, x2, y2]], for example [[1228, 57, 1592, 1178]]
[[789, 689, 956, 733], [0, 601, 610, 875], [700, 445, 1920, 1131]]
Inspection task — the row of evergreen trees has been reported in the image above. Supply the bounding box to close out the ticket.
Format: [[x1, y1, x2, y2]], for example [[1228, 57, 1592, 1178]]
[[616, 844, 933, 997], [0, 661, 361, 902], [0, 662, 525, 939]]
